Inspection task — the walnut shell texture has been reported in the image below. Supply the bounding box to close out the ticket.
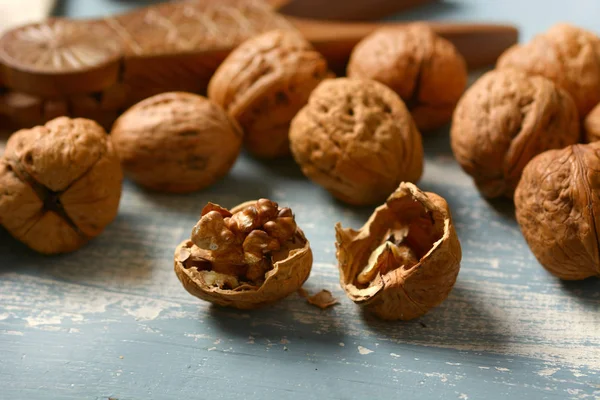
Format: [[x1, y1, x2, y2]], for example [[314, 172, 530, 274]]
[[289, 78, 424, 206], [450, 69, 580, 199], [174, 200, 313, 309], [208, 29, 330, 158], [515, 143, 600, 280], [584, 103, 600, 143], [347, 24, 468, 132], [111, 92, 242, 193], [497, 23, 600, 117], [0, 117, 123, 254], [335, 182, 461, 320]]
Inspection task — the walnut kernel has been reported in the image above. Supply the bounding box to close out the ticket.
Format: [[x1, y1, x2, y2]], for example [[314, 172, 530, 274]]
[[347, 24, 467, 132], [0, 117, 123, 254], [335, 182, 461, 320], [515, 143, 600, 280], [289, 78, 423, 206], [208, 30, 331, 158], [584, 103, 600, 143], [174, 199, 313, 309], [110, 92, 242, 193], [450, 69, 580, 199]]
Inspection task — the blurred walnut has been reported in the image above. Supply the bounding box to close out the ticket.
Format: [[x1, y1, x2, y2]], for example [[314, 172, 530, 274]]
[[584, 103, 600, 143], [347, 24, 467, 132], [111, 92, 242, 193], [174, 199, 313, 309], [515, 143, 600, 280], [335, 182, 461, 320], [208, 30, 331, 158], [450, 69, 580, 199], [0, 117, 123, 254], [497, 23, 600, 117], [289, 78, 423, 206]]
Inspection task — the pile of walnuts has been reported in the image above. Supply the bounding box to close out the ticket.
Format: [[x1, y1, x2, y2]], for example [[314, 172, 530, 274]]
[[1, 22, 598, 322]]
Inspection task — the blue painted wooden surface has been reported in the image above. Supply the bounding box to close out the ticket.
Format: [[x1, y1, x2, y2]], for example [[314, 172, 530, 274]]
[[1, 1, 599, 399]]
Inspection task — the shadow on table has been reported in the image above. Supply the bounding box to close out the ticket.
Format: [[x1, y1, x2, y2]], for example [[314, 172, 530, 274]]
[[560, 278, 600, 310], [253, 154, 308, 182]]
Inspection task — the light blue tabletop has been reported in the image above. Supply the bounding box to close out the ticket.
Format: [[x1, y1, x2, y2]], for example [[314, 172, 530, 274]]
[[1, 1, 599, 399]]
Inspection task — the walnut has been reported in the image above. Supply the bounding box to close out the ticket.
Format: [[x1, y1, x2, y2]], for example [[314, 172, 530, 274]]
[[289, 78, 423, 206], [497, 23, 600, 117], [110, 92, 242, 193], [347, 24, 467, 132], [584, 103, 600, 143], [450, 69, 580, 199], [174, 199, 313, 309], [335, 182, 461, 320], [515, 143, 600, 280], [208, 30, 331, 158], [0, 117, 123, 254]]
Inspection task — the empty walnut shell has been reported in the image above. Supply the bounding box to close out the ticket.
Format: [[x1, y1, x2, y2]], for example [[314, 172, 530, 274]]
[[174, 199, 313, 309], [0, 117, 123, 254], [584, 103, 600, 143], [111, 92, 242, 193], [290, 78, 423, 206], [347, 24, 467, 132], [497, 23, 600, 117], [335, 182, 461, 320], [451, 69, 580, 199], [515, 143, 600, 280], [208, 29, 330, 158]]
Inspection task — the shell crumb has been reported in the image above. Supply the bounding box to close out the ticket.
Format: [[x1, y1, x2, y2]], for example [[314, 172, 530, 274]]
[[298, 288, 338, 309]]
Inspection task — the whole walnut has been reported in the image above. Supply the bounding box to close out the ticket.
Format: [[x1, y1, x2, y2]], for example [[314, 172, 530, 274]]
[[0, 117, 123, 254], [111, 92, 242, 193], [289, 78, 423, 206], [208, 30, 331, 158], [335, 182, 461, 320], [584, 103, 600, 143], [174, 199, 313, 309], [347, 24, 468, 132], [515, 143, 600, 280], [450, 69, 580, 199], [497, 23, 600, 117]]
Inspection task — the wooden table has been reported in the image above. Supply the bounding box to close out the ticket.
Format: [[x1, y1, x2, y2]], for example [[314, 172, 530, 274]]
[[1, 1, 599, 399]]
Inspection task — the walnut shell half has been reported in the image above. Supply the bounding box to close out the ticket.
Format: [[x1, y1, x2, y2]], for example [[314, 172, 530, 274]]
[[290, 78, 423, 206], [497, 23, 600, 117], [208, 29, 331, 158], [515, 143, 600, 280], [347, 24, 467, 132], [0, 117, 123, 254], [451, 69, 580, 199], [174, 199, 313, 309], [335, 182, 462, 320]]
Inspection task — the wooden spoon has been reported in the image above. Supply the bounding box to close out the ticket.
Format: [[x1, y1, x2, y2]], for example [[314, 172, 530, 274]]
[[0, 0, 518, 99]]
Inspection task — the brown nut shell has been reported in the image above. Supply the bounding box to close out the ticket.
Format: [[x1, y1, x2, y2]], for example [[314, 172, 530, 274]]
[[110, 92, 242, 193], [0, 117, 123, 254], [347, 24, 467, 132], [335, 182, 462, 320], [497, 23, 600, 117], [450, 69, 580, 199], [584, 103, 600, 143], [290, 78, 423, 206], [174, 200, 313, 309], [515, 143, 600, 280], [208, 29, 330, 158]]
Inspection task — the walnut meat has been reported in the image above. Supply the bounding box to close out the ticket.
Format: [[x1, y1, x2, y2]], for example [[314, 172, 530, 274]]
[[208, 30, 330, 158], [0, 117, 123, 254], [289, 78, 423, 206], [450, 69, 580, 199], [174, 199, 313, 309], [110, 92, 242, 193], [347, 24, 467, 132], [515, 143, 600, 280], [584, 103, 600, 143], [335, 182, 461, 320], [497, 23, 600, 117]]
